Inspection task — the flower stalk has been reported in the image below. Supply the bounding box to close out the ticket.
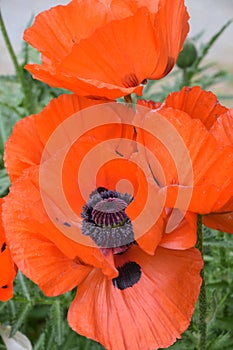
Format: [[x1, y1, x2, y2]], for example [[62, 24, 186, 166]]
[[0, 10, 33, 114], [197, 214, 207, 350]]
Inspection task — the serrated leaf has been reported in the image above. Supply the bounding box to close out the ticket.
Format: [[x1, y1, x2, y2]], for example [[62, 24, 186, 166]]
[[204, 241, 233, 248], [10, 303, 33, 337], [194, 20, 233, 69], [52, 300, 63, 346], [0, 168, 10, 197], [33, 333, 45, 350]]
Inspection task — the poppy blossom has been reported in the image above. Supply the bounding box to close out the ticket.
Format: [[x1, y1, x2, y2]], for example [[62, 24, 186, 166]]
[[24, 0, 189, 99], [3, 94, 203, 349], [160, 86, 233, 234], [0, 199, 17, 302], [137, 86, 233, 234], [204, 108, 233, 233]]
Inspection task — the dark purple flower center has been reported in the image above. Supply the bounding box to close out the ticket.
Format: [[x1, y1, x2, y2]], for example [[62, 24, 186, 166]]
[[92, 197, 128, 227], [81, 187, 134, 249]]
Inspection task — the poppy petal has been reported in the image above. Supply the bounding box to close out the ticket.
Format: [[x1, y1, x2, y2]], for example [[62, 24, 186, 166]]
[[210, 109, 233, 147], [23, 0, 113, 64], [59, 8, 159, 86], [136, 107, 233, 213], [24, 0, 189, 99], [150, 0, 190, 79], [163, 86, 228, 129], [203, 110, 233, 233], [4, 94, 105, 183], [160, 211, 197, 249], [3, 172, 118, 280], [23, 0, 152, 65], [25, 64, 143, 100], [0, 199, 16, 302], [3, 230, 91, 297], [203, 197, 233, 234], [68, 246, 202, 350]]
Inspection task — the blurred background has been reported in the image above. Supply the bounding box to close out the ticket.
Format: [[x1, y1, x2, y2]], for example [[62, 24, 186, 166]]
[[0, 0, 232, 100]]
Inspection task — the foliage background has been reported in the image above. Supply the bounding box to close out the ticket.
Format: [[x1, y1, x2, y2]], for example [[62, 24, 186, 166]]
[[0, 4, 233, 350]]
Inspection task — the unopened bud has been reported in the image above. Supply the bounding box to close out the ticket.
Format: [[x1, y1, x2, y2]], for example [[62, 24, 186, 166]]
[[177, 39, 197, 68]]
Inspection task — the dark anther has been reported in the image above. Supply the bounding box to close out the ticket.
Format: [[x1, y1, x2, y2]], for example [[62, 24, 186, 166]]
[[112, 261, 141, 290]]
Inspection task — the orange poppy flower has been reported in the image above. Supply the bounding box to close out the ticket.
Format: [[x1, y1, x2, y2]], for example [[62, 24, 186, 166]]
[[3, 94, 203, 349], [24, 0, 189, 99], [0, 199, 17, 302], [137, 86, 233, 234], [204, 108, 233, 233]]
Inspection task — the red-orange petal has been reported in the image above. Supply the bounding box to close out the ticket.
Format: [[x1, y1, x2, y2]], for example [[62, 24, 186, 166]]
[[4, 94, 106, 183], [25, 63, 143, 100], [135, 107, 233, 214], [149, 0, 189, 79], [203, 195, 233, 234], [3, 171, 118, 279], [210, 108, 233, 147], [24, 0, 189, 98], [202, 109, 233, 233], [160, 211, 197, 249], [23, 0, 155, 65], [3, 229, 91, 297], [0, 199, 17, 302], [163, 86, 228, 130], [68, 246, 202, 350]]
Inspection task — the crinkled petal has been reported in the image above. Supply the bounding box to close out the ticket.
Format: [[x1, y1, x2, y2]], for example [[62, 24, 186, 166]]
[[150, 0, 189, 78], [203, 197, 233, 234], [135, 107, 233, 213], [210, 108, 233, 147], [160, 211, 197, 249], [24, 0, 189, 98], [0, 199, 16, 302], [3, 172, 118, 279], [25, 64, 143, 99], [163, 86, 228, 129], [68, 246, 202, 350], [4, 94, 106, 183]]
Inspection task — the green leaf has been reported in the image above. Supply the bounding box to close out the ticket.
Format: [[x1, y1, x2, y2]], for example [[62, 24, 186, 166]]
[[194, 20, 233, 69], [10, 303, 33, 337], [33, 333, 45, 350], [52, 300, 63, 346]]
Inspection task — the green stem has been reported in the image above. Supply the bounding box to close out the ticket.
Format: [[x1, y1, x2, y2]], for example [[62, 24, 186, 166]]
[[197, 214, 207, 350], [0, 10, 32, 114], [182, 68, 189, 86]]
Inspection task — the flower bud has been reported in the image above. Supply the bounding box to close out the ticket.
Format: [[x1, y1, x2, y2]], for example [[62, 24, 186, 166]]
[[177, 39, 197, 68]]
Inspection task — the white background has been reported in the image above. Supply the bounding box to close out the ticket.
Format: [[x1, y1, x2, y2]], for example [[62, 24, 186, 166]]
[[0, 0, 232, 74]]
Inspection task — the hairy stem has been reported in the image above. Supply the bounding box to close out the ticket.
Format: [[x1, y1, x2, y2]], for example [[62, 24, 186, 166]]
[[182, 68, 189, 86], [0, 10, 33, 114], [197, 214, 207, 350]]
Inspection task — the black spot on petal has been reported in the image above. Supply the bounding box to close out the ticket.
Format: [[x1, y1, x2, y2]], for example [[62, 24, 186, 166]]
[[63, 222, 71, 227], [1, 285, 8, 289], [1, 242, 6, 253], [112, 261, 141, 290]]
